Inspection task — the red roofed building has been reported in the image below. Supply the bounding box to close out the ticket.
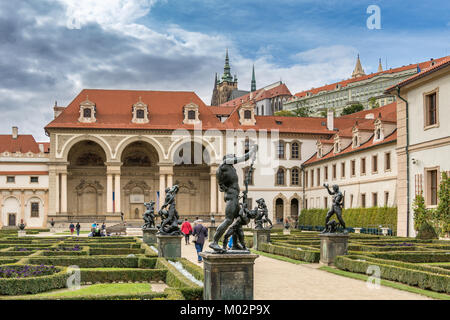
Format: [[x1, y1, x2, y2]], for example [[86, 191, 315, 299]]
[[0, 127, 50, 229], [284, 55, 449, 116]]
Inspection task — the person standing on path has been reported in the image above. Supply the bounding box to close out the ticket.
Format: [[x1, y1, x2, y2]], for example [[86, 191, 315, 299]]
[[192, 220, 208, 263], [69, 222, 75, 235], [75, 222, 81, 236], [181, 218, 193, 244]]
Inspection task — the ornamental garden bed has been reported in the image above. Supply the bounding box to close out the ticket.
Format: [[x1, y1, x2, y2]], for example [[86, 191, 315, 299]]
[[0, 236, 203, 299]]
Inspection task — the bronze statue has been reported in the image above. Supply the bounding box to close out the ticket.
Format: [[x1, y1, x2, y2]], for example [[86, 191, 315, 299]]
[[209, 144, 258, 253], [253, 198, 273, 230], [142, 200, 156, 229], [322, 183, 347, 233], [157, 185, 182, 235]]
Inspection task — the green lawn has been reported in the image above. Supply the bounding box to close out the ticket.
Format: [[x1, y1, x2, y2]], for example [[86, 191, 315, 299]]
[[319, 266, 450, 300], [35, 283, 153, 297]]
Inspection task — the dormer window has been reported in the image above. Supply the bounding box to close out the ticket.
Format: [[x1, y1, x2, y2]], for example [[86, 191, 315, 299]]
[[334, 142, 340, 153], [238, 103, 256, 126], [132, 98, 149, 124], [78, 98, 96, 123], [352, 135, 359, 148], [374, 119, 384, 141], [182, 103, 201, 125]]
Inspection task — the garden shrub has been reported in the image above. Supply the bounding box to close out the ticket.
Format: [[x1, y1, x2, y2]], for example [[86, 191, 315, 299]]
[[259, 243, 320, 263], [416, 222, 439, 240], [25, 256, 141, 268], [80, 268, 166, 283]]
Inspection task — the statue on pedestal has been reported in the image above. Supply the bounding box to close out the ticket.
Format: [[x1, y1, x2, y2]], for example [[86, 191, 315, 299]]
[[142, 200, 156, 229], [209, 144, 258, 253], [321, 183, 347, 233], [253, 198, 272, 230], [157, 185, 182, 235]]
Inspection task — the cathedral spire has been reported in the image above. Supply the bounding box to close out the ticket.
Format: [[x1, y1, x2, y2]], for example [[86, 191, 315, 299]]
[[214, 72, 218, 88], [251, 64, 256, 92], [351, 54, 366, 78], [377, 58, 383, 72], [222, 49, 233, 82]]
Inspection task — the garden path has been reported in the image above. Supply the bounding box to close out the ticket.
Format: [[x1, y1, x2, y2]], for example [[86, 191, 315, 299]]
[[181, 239, 432, 300]]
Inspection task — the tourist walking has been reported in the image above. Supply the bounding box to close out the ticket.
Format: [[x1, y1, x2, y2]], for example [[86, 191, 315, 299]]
[[76, 222, 81, 236], [181, 218, 193, 244], [69, 222, 75, 235], [192, 220, 208, 263]]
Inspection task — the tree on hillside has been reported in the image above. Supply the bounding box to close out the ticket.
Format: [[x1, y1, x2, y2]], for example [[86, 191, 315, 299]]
[[369, 97, 380, 109], [274, 110, 296, 117], [341, 103, 364, 116]]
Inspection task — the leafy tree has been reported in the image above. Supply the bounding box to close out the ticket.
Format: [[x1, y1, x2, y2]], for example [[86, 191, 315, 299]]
[[274, 110, 296, 117], [292, 105, 312, 117], [369, 97, 380, 109], [341, 103, 364, 116], [412, 192, 429, 232], [432, 171, 450, 236]]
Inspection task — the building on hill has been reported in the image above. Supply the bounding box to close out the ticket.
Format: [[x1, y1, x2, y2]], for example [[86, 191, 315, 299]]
[[0, 127, 50, 228], [284, 55, 449, 116], [386, 56, 450, 237], [301, 103, 398, 219], [218, 81, 292, 116]]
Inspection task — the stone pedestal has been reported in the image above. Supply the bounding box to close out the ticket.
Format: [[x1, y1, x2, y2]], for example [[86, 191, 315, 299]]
[[253, 229, 271, 250], [319, 233, 349, 266], [208, 226, 217, 241], [156, 234, 183, 258], [283, 228, 291, 235], [354, 228, 362, 234], [143, 228, 158, 245], [18, 230, 26, 237], [199, 252, 259, 300]]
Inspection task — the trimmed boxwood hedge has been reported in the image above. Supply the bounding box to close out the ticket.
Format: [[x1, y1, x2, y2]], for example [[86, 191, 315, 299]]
[[80, 268, 167, 283], [0, 265, 69, 295], [19, 292, 167, 300], [334, 255, 450, 293], [89, 248, 145, 255], [259, 243, 320, 263], [24, 256, 141, 268], [367, 251, 450, 263]]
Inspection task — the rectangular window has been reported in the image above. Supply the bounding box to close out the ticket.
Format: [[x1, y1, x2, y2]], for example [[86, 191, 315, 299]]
[[426, 169, 438, 206], [6, 176, 15, 183], [361, 158, 366, 175], [30, 176, 39, 183], [291, 142, 299, 159], [361, 193, 366, 208], [310, 170, 314, 187], [324, 197, 328, 209], [244, 167, 254, 185], [350, 194, 354, 208], [385, 152, 391, 171], [332, 164, 337, 179], [372, 155, 378, 173], [372, 193, 378, 207], [305, 199, 308, 210], [324, 166, 328, 180], [31, 202, 39, 217], [291, 169, 299, 186], [316, 168, 320, 186], [277, 141, 285, 159], [341, 162, 345, 178], [305, 171, 309, 188], [246, 198, 253, 210], [351, 160, 356, 176], [384, 192, 389, 206], [425, 92, 437, 126]]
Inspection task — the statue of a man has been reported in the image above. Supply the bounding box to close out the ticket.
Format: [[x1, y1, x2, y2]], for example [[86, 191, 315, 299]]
[[157, 185, 181, 235], [322, 183, 346, 233], [142, 200, 156, 229], [253, 198, 272, 230], [209, 144, 258, 253]]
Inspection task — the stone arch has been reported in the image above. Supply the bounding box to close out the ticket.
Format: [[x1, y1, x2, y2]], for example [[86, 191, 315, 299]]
[[2, 196, 20, 227], [62, 135, 112, 162], [273, 193, 288, 224], [115, 136, 164, 163], [168, 137, 216, 165], [289, 193, 302, 220]]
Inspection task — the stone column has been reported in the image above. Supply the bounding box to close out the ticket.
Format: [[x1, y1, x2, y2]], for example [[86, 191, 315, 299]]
[[55, 172, 60, 214], [106, 173, 113, 213], [60, 170, 68, 213], [210, 165, 217, 214], [114, 173, 121, 213], [158, 164, 173, 209], [167, 172, 173, 188]]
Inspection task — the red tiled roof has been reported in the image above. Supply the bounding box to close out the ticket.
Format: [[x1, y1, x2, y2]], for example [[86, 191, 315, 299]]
[[385, 56, 450, 93], [0, 135, 42, 154], [207, 106, 235, 116], [219, 83, 291, 108], [294, 56, 449, 98], [45, 89, 228, 131]]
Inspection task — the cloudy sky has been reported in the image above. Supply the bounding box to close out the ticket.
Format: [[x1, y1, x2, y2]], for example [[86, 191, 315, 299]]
[[1, 0, 449, 141]]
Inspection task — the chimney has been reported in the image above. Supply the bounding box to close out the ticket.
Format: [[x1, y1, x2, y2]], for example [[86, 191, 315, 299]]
[[327, 110, 334, 131], [12, 126, 18, 139]]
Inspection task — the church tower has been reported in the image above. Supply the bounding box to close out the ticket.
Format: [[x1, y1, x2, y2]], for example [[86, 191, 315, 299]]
[[211, 49, 239, 106], [351, 54, 366, 78], [377, 58, 383, 72], [251, 64, 256, 92]]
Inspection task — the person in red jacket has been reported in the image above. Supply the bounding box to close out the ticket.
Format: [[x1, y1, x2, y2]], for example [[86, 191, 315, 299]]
[[181, 218, 193, 244]]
